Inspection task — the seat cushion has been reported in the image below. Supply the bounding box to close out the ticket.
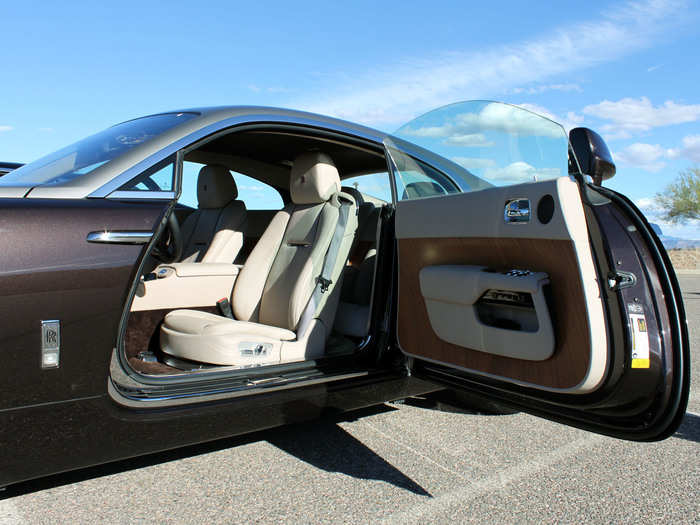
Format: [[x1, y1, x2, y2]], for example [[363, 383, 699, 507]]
[[160, 310, 294, 366]]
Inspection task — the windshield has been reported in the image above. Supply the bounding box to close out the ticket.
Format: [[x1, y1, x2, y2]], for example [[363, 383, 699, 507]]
[[393, 101, 571, 188], [0, 112, 197, 188]]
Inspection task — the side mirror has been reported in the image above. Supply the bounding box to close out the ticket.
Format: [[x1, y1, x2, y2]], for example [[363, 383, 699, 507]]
[[568, 127, 616, 186]]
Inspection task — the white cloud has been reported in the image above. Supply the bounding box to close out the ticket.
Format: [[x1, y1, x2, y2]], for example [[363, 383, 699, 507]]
[[516, 103, 584, 132], [582, 96, 700, 137], [295, 0, 687, 128], [248, 84, 290, 94], [483, 161, 561, 183], [614, 142, 673, 172], [615, 135, 700, 170], [670, 134, 700, 162], [404, 125, 452, 138], [444, 133, 495, 147], [401, 102, 566, 145], [511, 83, 582, 95], [454, 103, 564, 138], [0, 125, 12, 132], [451, 157, 496, 170]]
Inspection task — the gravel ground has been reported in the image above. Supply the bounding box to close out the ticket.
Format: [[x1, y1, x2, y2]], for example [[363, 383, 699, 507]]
[[1, 276, 698, 524]]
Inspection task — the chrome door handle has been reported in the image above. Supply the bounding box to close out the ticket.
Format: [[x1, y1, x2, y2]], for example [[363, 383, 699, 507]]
[[504, 198, 531, 224], [86, 231, 153, 244]]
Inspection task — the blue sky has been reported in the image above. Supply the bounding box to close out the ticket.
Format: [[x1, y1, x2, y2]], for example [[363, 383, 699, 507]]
[[1, 0, 699, 238]]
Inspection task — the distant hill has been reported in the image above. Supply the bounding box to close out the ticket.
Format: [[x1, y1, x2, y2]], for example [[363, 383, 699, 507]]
[[650, 223, 700, 250]]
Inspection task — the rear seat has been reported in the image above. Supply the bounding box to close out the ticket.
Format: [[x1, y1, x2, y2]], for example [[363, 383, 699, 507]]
[[334, 187, 382, 337], [180, 165, 247, 263]]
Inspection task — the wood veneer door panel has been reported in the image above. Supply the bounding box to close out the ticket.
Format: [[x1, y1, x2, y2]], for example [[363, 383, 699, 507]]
[[397, 237, 591, 389]]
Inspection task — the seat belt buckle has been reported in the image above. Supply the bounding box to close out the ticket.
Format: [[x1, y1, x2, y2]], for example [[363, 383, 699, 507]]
[[318, 277, 332, 293], [216, 297, 234, 319]]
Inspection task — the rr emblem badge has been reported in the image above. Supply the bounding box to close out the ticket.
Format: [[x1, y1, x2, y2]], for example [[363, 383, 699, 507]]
[[41, 320, 61, 369]]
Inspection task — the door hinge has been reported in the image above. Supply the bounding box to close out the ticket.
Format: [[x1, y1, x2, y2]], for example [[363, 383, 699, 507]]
[[607, 270, 637, 291]]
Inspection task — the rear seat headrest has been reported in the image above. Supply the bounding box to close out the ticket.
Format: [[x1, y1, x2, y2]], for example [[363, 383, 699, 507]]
[[340, 186, 365, 207], [198, 164, 238, 209], [290, 152, 341, 204]]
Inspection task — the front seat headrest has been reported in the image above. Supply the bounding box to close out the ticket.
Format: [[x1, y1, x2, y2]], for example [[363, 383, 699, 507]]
[[290, 152, 340, 204], [197, 164, 238, 209]]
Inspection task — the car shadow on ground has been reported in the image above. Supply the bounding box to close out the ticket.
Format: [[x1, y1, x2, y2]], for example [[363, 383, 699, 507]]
[[267, 413, 431, 496], [1, 403, 431, 499], [5, 405, 694, 499], [674, 412, 700, 444]]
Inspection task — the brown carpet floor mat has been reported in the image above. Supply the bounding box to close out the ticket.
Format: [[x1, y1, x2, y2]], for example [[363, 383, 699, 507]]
[[124, 306, 218, 375]]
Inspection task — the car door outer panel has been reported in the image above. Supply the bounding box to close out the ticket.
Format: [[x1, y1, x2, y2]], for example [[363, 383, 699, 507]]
[[0, 198, 167, 411]]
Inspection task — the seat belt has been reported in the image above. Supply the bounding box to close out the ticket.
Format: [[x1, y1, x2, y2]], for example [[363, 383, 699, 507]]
[[317, 197, 351, 293], [296, 195, 352, 336]]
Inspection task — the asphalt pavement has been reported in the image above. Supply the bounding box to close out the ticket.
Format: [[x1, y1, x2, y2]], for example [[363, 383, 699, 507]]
[[1, 276, 698, 524]]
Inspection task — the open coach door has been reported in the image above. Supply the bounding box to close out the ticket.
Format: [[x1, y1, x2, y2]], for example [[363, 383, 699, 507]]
[[387, 101, 690, 441]]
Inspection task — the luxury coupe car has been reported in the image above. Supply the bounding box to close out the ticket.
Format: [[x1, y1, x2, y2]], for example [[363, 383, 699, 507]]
[[0, 101, 689, 488]]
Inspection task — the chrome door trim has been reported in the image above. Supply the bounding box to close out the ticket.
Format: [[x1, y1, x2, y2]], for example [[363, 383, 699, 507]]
[[106, 191, 176, 201], [108, 370, 371, 408], [86, 231, 153, 244]]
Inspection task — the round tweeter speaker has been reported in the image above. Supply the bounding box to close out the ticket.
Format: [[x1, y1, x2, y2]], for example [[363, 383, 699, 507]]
[[537, 194, 555, 224]]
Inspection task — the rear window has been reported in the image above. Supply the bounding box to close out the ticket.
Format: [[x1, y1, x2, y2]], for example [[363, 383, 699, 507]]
[[181, 161, 284, 210], [0, 112, 197, 188]]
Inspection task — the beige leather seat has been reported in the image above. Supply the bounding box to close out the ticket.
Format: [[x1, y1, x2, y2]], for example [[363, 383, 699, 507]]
[[160, 152, 358, 367], [180, 164, 247, 263]]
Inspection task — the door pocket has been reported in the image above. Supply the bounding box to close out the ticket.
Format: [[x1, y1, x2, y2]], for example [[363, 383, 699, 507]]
[[419, 265, 555, 361]]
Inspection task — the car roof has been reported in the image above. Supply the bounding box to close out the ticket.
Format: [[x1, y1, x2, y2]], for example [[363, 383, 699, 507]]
[[19, 106, 392, 199]]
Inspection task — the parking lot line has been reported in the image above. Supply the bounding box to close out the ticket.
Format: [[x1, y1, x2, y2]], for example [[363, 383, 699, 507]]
[[380, 434, 602, 525]]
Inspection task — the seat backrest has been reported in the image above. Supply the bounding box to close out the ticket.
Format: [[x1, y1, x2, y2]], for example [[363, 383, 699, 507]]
[[232, 152, 358, 332], [180, 164, 247, 263], [340, 206, 381, 305], [341, 185, 381, 268]]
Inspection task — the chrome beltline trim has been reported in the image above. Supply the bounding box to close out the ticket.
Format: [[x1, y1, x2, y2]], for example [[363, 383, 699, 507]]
[[107, 190, 176, 201]]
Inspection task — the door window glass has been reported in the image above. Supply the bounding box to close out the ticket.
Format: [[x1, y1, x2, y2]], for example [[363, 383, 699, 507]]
[[388, 101, 570, 195], [392, 160, 461, 200], [342, 172, 393, 204], [118, 158, 174, 192]]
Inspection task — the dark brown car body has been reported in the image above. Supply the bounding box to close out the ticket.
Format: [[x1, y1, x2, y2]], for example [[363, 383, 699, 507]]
[[0, 105, 690, 488]]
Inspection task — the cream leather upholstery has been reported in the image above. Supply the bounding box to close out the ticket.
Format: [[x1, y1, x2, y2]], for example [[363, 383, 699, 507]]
[[289, 152, 341, 204], [161, 152, 358, 367], [180, 165, 247, 263]]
